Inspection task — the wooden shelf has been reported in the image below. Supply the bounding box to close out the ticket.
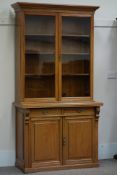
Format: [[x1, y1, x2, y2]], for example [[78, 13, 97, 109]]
[[25, 73, 89, 78], [26, 50, 55, 55], [62, 73, 89, 76], [25, 34, 55, 37], [26, 50, 89, 56], [62, 53, 90, 55], [62, 34, 90, 38], [25, 73, 55, 78], [26, 34, 89, 37]]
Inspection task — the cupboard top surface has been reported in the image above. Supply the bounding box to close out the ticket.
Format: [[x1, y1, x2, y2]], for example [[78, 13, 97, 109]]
[[14, 101, 103, 109], [12, 2, 99, 12]]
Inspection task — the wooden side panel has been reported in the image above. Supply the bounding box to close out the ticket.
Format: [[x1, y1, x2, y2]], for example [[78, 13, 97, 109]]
[[16, 109, 24, 167], [15, 13, 20, 102], [15, 12, 25, 102], [94, 107, 100, 163], [31, 116, 62, 168], [63, 116, 94, 165]]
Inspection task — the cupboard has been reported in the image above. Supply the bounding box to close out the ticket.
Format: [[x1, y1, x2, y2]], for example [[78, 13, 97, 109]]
[[12, 2, 103, 173]]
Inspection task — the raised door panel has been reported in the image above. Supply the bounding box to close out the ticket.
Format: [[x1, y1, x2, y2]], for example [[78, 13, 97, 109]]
[[31, 116, 62, 168], [63, 116, 94, 165]]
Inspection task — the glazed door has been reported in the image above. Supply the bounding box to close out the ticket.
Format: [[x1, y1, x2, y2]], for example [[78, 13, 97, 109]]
[[31, 116, 62, 168], [63, 116, 94, 165], [24, 14, 58, 101], [60, 15, 92, 100]]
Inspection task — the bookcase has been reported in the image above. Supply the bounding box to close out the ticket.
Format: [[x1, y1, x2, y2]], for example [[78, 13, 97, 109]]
[[12, 2, 103, 173]]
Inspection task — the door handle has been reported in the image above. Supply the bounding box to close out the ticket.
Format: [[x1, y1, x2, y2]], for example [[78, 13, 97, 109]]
[[63, 137, 66, 146]]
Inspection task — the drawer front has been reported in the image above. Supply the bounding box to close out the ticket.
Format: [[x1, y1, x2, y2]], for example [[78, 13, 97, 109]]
[[62, 108, 95, 116], [31, 108, 61, 117]]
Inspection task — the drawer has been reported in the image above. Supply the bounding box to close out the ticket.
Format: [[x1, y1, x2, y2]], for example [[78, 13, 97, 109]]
[[31, 108, 61, 117], [62, 108, 95, 116]]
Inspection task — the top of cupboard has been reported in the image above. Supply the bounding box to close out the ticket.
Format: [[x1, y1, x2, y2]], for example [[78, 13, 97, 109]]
[[12, 2, 99, 13]]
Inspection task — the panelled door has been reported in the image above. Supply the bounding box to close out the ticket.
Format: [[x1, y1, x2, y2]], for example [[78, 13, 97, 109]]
[[31, 115, 62, 168], [63, 116, 94, 165], [24, 13, 59, 101], [60, 14, 92, 101]]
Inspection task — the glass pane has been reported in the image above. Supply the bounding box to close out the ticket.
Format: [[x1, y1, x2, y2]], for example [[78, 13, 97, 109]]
[[62, 17, 90, 97], [25, 15, 55, 98]]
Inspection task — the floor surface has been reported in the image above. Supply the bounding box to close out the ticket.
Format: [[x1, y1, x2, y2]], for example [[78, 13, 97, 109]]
[[0, 160, 117, 175]]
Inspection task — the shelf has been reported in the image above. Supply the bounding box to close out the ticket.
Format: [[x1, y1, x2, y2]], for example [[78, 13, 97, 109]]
[[25, 73, 89, 78], [62, 53, 90, 55], [62, 73, 89, 76], [25, 74, 55, 78], [25, 50, 89, 56], [26, 73, 89, 75], [25, 34, 55, 37], [25, 34, 89, 38], [62, 34, 90, 38], [26, 50, 55, 55]]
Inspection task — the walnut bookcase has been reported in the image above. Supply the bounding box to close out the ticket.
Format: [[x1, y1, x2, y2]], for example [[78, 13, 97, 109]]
[[12, 2, 103, 173]]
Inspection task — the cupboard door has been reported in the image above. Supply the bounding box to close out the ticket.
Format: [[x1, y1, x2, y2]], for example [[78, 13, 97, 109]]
[[24, 14, 57, 99], [63, 116, 94, 165], [31, 116, 62, 168], [61, 16, 91, 98]]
